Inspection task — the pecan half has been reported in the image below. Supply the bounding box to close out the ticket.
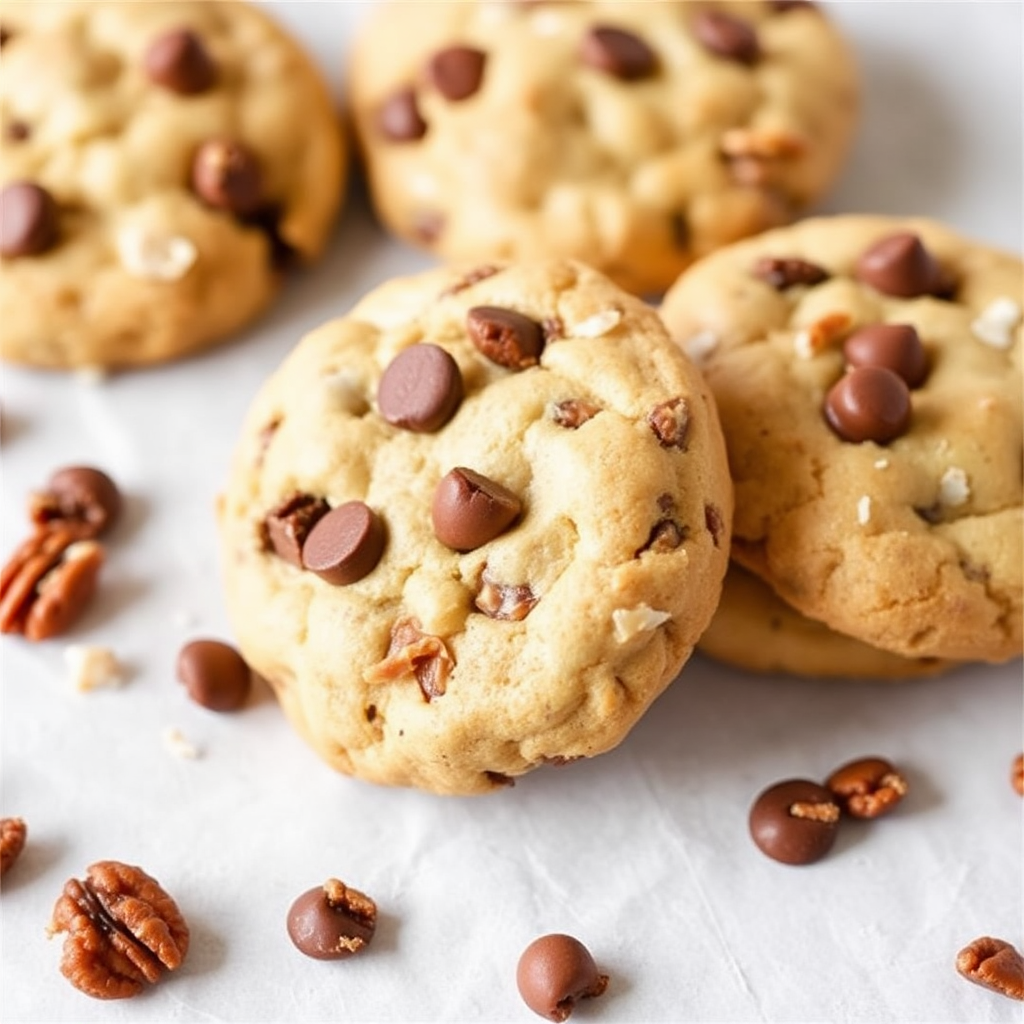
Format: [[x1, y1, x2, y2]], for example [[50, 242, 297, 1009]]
[[365, 616, 454, 700], [0, 817, 27, 875], [0, 527, 104, 640], [48, 860, 190, 1000]]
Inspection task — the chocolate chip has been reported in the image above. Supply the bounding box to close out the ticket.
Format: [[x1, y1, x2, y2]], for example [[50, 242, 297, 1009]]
[[692, 10, 760, 65], [636, 519, 686, 556], [956, 937, 1024, 1001], [768, 0, 817, 11], [551, 398, 600, 429], [0, 25, 11, 47], [301, 502, 385, 585], [427, 45, 487, 100], [412, 210, 445, 244], [6, 121, 30, 142], [0, 181, 60, 258], [191, 139, 263, 215], [704, 504, 725, 547], [29, 465, 122, 538], [670, 211, 690, 250], [144, 28, 217, 95], [824, 366, 911, 444], [287, 879, 376, 961], [647, 397, 690, 449], [749, 779, 841, 865], [843, 324, 928, 388], [377, 344, 464, 432], [176, 639, 252, 712], [376, 86, 427, 142], [753, 256, 830, 290], [466, 306, 544, 370], [432, 468, 521, 551], [516, 933, 609, 1022], [825, 756, 908, 819], [439, 264, 501, 297], [264, 493, 330, 566], [855, 232, 948, 299], [580, 25, 657, 80]]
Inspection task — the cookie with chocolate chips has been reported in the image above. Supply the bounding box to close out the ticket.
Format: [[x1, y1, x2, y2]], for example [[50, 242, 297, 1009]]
[[0, 1, 344, 369], [347, 0, 858, 296], [660, 215, 1023, 663], [218, 260, 732, 794]]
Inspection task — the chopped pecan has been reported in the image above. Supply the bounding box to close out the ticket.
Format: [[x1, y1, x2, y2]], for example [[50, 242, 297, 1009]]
[[636, 519, 686, 556], [365, 616, 454, 700], [956, 937, 1024, 1001], [551, 398, 600, 429], [0, 817, 27, 875], [475, 571, 539, 621], [793, 311, 852, 358], [648, 398, 690, 449], [0, 526, 104, 640], [48, 860, 190, 1000]]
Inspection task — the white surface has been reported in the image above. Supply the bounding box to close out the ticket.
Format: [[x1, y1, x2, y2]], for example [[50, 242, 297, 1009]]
[[2, 3, 1022, 1022]]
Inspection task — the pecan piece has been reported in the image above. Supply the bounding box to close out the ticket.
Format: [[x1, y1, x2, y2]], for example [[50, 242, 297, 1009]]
[[956, 937, 1024, 1001], [0, 817, 27, 875], [550, 398, 600, 429], [48, 860, 190, 1000], [826, 756, 908, 819], [475, 571, 538, 621], [648, 398, 690, 449], [0, 527, 104, 640], [1012, 753, 1023, 797], [365, 616, 454, 700]]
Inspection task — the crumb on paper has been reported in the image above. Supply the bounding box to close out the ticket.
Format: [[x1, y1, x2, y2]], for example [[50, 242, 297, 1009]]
[[856, 495, 872, 525], [971, 297, 1021, 349], [683, 330, 719, 364], [162, 727, 202, 760], [612, 604, 671, 643], [65, 645, 126, 692], [939, 467, 970, 507]]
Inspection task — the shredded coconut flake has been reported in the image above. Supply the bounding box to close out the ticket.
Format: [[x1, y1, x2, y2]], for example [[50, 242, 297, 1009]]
[[684, 330, 719, 364], [572, 309, 622, 339], [971, 297, 1021, 349], [856, 495, 872, 525], [65, 645, 125, 692], [163, 727, 202, 760], [118, 226, 197, 282], [612, 604, 671, 643], [938, 467, 970, 507]]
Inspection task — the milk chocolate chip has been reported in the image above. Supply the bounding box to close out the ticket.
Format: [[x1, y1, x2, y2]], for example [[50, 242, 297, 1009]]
[[693, 10, 760, 64], [377, 344, 464, 432], [432, 468, 521, 551], [466, 306, 544, 369], [301, 502, 386, 585], [265, 493, 330, 567], [0, 181, 59, 258], [428, 45, 487, 100], [191, 139, 263, 215], [843, 324, 928, 388], [855, 232, 948, 299], [29, 466, 122, 538], [176, 639, 252, 712], [749, 779, 840, 865], [753, 256, 830, 290], [580, 25, 657, 80], [145, 28, 217, 95], [825, 366, 911, 444], [287, 879, 377, 961], [376, 86, 427, 141], [516, 933, 609, 1021]]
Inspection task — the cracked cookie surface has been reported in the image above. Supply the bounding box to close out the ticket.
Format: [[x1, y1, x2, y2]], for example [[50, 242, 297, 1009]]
[[218, 260, 732, 794], [347, 0, 858, 296], [0, 0, 344, 369], [661, 215, 1022, 663]]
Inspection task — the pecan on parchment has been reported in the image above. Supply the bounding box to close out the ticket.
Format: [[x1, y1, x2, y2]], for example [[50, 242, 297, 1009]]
[[48, 860, 190, 1000]]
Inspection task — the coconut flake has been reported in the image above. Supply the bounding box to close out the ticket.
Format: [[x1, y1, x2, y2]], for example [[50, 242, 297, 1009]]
[[971, 298, 1021, 349], [612, 604, 671, 643]]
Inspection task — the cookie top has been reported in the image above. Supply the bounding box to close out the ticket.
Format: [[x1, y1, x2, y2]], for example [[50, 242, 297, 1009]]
[[218, 259, 732, 794], [0, 1, 344, 369], [699, 564, 957, 680], [660, 215, 1023, 663], [347, 0, 858, 296]]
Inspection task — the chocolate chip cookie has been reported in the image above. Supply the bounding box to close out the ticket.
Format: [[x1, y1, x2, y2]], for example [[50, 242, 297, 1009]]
[[661, 215, 1022, 663], [0, 1, 344, 369], [218, 260, 732, 794], [347, 0, 858, 296]]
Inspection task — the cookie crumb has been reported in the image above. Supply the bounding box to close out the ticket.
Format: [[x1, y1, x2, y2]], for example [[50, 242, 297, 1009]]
[[162, 726, 202, 760], [683, 329, 719, 364], [572, 309, 622, 339], [65, 645, 125, 692], [971, 297, 1021, 350], [856, 495, 872, 525], [117, 225, 197, 282], [938, 467, 970, 507], [612, 604, 671, 643]]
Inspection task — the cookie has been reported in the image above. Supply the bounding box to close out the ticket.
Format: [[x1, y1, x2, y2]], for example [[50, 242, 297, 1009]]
[[347, 0, 858, 296], [660, 215, 1023, 663], [0, 1, 344, 369], [699, 563, 957, 680], [218, 259, 732, 794]]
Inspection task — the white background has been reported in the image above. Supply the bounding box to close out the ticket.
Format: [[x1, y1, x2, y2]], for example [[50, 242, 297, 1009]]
[[2, 3, 1022, 1022]]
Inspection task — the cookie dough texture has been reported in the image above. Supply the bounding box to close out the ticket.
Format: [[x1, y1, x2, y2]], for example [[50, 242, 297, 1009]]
[[347, 0, 858, 296], [0, 1, 344, 369], [661, 215, 1023, 663], [699, 564, 957, 680], [219, 260, 732, 794]]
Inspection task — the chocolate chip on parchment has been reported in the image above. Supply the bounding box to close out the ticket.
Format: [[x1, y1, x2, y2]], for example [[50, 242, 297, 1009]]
[[580, 25, 657, 80], [516, 933, 609, 1022], [428, 45, 487, 100], [1, 181, 60, 258], [29, 466, 122, 538], [145, 28, 217, 95], [287, 879, 377, 960], [749, 779, 840, 864], [301, 502, 386, 585], [467, 306, 544, 369], [432, 467, 522, 551], [176, 639, 252, 712], [824, 366, 911, 444], [377, 344, 464, 432]]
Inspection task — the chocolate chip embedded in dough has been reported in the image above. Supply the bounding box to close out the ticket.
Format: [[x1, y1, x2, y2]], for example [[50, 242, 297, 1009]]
[[753, 256, 830, 290], [843, 324, 928, 388], [377, 344, 464, 433], [692, 10, 760, 65], [376, 86, 427, 141], [0, 182, 59, 258], [432, 468, 522, 552], [855, 232, 947, 299], [265, 493, 330, 567], [466, 306, 544, 370], [145, 28, 217, 95], [427, 45, 487, 101], [824, 366, 911, 444], [191, 139, 264, 215], [301, 502, 386, 585], [580, 25, 657, 81]]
